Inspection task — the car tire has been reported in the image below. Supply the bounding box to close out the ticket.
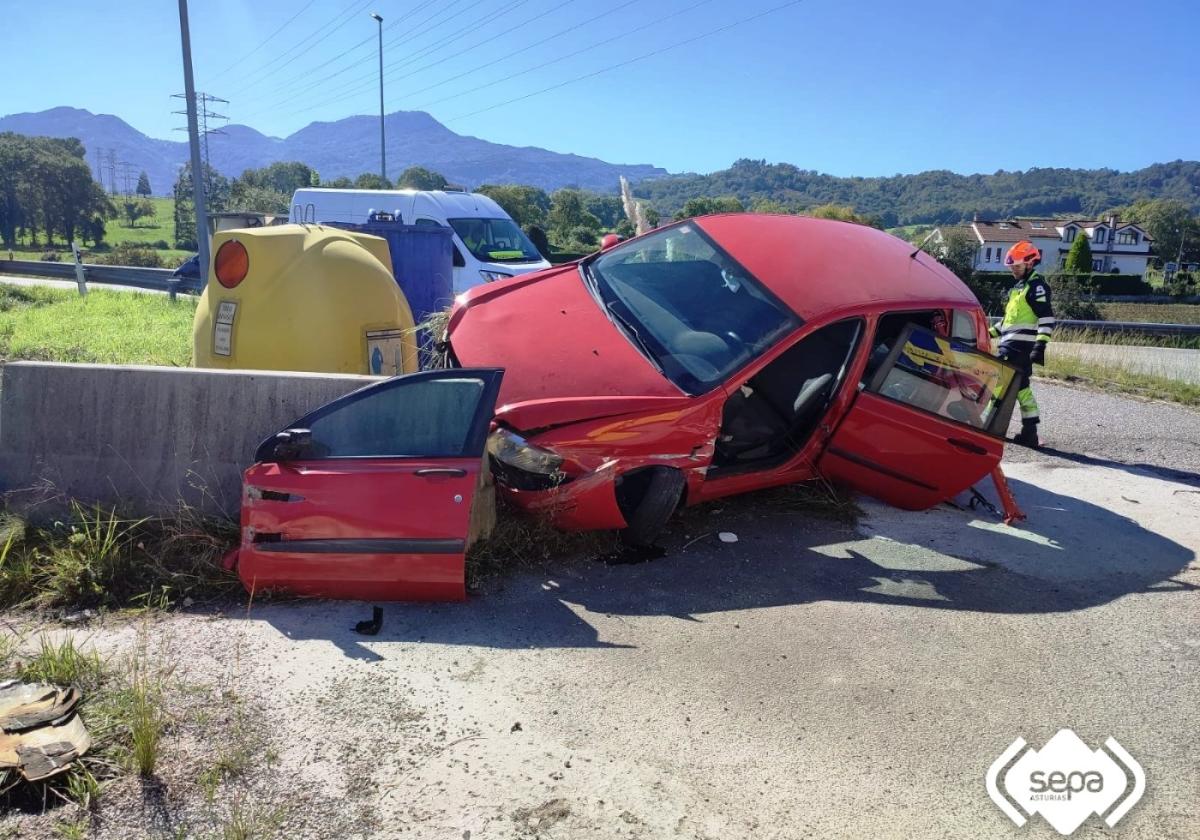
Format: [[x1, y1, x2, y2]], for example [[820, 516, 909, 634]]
[[617, 467, 685, 547]]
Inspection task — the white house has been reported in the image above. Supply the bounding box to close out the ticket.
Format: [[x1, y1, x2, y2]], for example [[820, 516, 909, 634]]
[[933, 216, 1154, 274]]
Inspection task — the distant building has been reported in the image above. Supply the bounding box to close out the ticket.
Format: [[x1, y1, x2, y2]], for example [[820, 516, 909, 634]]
[[932, 216, 1153, 274]]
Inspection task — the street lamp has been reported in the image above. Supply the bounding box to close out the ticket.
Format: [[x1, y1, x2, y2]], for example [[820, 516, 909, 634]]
[[370, 12, 385, 183]]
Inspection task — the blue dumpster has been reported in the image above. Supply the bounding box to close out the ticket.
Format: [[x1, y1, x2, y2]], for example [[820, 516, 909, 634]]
[[327, 217, 454, 326]]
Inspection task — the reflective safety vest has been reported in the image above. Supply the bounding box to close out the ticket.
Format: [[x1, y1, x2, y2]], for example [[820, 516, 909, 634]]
[[991, 271, 1055, 352]]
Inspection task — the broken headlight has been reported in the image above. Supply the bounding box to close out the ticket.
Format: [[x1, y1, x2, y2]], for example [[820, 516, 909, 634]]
[[488, 428, 563, 476]]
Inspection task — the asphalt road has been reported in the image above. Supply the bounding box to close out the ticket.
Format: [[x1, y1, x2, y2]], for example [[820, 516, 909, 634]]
[[0, 272, 172, 295], [108, 384, 1194, 840], [1005, 378, 1200, 483]]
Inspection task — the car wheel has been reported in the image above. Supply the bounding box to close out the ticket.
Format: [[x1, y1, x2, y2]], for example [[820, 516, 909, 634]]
[[617, 467, 685, 547]]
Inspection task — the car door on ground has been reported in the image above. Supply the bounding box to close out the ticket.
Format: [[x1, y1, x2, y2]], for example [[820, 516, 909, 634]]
[[818, 321, 1018, 509], [236, 369, 503, 601]]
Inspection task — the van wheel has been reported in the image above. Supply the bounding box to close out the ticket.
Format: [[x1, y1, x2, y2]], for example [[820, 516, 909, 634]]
[[617, 467, 686, 547]]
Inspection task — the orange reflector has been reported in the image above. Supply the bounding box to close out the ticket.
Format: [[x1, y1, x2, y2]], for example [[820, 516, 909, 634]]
[[215, 240, 249, 289]]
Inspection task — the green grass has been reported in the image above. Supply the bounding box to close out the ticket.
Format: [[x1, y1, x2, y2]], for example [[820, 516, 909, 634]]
[[0, 282, 195, 365], [1096, 302, 1200, 325], [4, 197, 191, 265], [0, 504, 238, 612]]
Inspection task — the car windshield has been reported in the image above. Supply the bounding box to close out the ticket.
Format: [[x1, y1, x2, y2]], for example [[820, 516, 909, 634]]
[[448, 218, 543, 263], [585, 223, 799, 394]]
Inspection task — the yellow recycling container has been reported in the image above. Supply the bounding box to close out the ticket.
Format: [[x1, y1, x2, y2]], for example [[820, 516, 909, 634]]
[[192, 224, 418, 376]]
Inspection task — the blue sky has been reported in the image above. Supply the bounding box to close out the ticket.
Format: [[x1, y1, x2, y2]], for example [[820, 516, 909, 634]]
[[3, 0, 1197, 176]]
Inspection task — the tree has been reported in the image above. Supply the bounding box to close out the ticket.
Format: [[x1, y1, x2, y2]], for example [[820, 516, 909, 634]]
[[547, 189, 600, 242], [805, 203, 882, 228], [354, 173, 392, 190], [584, 193, 625, 229], [1064, 232, 1094, 273], [136, 171, 152, 197], [675, 195, 744, 220], [173, 161, 230, 249], [122, 196, 155, 227], [325, 176, 354, 189], [396, 166, 448, 191], [476, 184, 550, 227], [523, 224, 550, 257], [1106, 198, 1200, 265]]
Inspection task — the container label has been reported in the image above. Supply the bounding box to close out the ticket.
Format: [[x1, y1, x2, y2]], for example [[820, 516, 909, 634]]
[[214, 300, 237, 356], [366, 329, 406, 376]]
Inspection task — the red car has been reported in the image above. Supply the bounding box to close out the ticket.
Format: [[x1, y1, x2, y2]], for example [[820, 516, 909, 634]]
[[231, 215, 1021, 601]]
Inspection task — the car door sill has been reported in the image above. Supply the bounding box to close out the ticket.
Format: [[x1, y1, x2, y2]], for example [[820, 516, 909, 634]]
[[255, 538, 465, 554], [825, 446, 939, 491]]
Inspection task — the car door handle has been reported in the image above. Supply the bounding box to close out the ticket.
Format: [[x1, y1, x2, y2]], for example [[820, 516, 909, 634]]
[[947, 438, 988, 456], [414, 467, 467, 478]]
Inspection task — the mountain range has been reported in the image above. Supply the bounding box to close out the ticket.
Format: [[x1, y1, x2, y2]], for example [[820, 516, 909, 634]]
[[0, 106, 667, 195]]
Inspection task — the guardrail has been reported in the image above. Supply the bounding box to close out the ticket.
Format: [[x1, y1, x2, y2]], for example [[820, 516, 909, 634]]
[[0, 259, 194, 298], [989, 317, 1200, 338]]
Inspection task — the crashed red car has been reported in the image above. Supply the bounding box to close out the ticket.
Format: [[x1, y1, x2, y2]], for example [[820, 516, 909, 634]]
[[232, 215, 1020, 601]]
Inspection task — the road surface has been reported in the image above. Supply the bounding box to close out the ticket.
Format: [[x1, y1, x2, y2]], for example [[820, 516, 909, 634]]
[[0, 272, 172, 296]]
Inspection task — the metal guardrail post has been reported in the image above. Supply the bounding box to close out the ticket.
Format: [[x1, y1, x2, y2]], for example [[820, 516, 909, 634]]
[[70, 241, 87, 297]]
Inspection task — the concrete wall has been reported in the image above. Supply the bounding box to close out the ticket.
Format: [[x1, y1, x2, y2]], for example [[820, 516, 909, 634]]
[[0, 362, 381, 522]]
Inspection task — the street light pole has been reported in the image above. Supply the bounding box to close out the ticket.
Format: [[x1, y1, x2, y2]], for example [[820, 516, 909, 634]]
[[177, 0, 209, 280], [371, 12, 385, 184]]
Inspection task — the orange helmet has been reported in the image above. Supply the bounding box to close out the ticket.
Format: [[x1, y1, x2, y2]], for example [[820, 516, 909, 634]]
[[1005, 240, 1041, 267]]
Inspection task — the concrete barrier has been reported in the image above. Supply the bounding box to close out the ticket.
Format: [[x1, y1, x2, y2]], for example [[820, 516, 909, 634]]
[[0, 362, 381, 522]]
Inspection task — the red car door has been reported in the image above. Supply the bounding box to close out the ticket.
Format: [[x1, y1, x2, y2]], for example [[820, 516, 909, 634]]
[[818, 324, 1019, 510], [234, 369, 504, 601]]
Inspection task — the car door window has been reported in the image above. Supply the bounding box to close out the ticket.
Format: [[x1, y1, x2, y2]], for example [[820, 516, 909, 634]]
[[866, 324, 1017, 435], [258, 370, 502, 461], [714, 318, 863, 468]]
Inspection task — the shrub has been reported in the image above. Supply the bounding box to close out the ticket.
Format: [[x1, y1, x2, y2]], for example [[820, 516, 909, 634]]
[[1048, 272, 1101, 320], [151, 239, 170, 250], [98, 242, 163, 268], [569, 225, 598, 247], [523, 224, 550, 257], [40, 250, 61, 262], [1166, 272, 1196, 298]]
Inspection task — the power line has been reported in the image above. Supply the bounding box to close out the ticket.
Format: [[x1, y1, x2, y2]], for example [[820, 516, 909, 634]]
[[205, 0, 319, 82], [173, 92, 229, 170], [270, 0, 613, 121], [243, 0, 486, 109], [252, 0, 532, 115], [225, 0, 376, 93], [445, 0, 808, 122], [417, 0, 716, 109]]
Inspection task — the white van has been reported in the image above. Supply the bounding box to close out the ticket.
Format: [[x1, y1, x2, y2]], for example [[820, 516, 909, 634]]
[[290, 188, 552, 293]]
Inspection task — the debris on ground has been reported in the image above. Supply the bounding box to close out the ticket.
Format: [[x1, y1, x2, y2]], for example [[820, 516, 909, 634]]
[[353, 606, 384, 636], [0, 680, 91, 781], [718, 532, 739, 543]]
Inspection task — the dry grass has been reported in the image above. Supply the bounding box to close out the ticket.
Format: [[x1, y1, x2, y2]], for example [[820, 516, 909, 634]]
[[0, 504, 238, 612], [1096, 302, 1200, 325]]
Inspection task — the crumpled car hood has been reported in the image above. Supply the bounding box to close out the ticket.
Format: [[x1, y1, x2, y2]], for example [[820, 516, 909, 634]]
[[447, 264, 684, 416]]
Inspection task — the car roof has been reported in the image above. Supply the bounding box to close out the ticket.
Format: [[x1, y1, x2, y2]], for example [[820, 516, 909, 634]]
[[693, 214, 979, 320]]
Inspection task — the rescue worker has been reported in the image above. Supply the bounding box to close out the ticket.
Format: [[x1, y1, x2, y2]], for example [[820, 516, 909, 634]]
[[991, 240, 1055, 447]]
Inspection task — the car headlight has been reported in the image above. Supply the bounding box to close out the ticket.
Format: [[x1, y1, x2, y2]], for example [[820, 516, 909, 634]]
[[479, 270, 512, 282], [488, 428, 563, 475]]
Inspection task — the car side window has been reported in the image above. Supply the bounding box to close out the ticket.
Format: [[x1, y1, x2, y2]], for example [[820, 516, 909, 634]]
[[415, 218, 442, 227], [867, 324, 1017, 435], [259, 372, 502, 461], [452, 244, 466, 268], [951, 309, 978, 343]]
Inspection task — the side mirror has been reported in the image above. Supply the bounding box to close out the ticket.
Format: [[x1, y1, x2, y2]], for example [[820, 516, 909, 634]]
[[268, 428, 312, 462]]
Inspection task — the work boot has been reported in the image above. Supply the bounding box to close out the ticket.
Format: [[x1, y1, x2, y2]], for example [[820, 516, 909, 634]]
[[1012, 419, 1040, 449]]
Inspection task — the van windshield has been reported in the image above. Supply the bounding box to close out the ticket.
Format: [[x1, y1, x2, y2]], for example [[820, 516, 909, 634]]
[[448, 218, 543, 263]]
